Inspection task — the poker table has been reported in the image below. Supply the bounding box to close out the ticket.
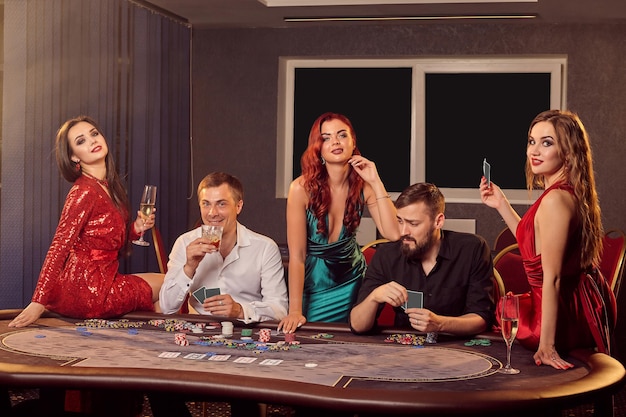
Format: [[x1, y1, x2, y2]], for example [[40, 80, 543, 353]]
[[0, 309, 624, 417]]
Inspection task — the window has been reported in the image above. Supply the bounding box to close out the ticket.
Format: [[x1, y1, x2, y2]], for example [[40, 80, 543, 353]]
[[276, 56, 566, 203]]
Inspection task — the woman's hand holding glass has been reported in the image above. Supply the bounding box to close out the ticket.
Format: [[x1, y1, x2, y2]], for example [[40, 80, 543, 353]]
[[134, 209, 156, 234], [132, 185, 157, 246]]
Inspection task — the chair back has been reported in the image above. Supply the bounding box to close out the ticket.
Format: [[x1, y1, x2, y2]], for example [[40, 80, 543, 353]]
[[493, 243, 530, 295], [361, 239, 394, 326], [599, 229, 626, 297], [493, 227, 516, 252], [492, 268, 506, 302], [152, 226, 190, 314], [151, 226, 168, 274]]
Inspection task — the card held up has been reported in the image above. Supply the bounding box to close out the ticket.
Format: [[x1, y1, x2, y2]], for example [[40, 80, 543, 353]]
[[483, 158, 491, 187]]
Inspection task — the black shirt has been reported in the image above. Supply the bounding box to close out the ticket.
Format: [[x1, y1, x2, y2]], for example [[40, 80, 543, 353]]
[[354, 230, 495, 330]]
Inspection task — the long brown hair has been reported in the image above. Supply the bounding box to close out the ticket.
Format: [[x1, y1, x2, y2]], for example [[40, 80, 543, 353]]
[[300, 112, 364, 236], [55, 115, 130, 218], [525, 109, 603, 267]]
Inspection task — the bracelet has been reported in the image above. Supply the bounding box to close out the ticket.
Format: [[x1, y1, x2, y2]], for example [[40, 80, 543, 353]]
[[376, 195, 391, 200]]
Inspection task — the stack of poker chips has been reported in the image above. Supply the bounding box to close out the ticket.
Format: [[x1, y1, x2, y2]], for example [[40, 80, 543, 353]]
[[174, 333, 189, 346], [258, 328, 272, 342], [284, 332, 296, 343], [425, 332, 438, 344], [221, 321, 234, 337]]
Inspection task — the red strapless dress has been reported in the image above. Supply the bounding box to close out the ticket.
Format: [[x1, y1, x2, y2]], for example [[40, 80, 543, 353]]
[[504, 182, 615, 354], [31, 176, 154, 318]]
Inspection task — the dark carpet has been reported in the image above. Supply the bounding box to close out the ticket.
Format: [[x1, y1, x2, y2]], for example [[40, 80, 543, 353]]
[[6, 385, 626, 417]]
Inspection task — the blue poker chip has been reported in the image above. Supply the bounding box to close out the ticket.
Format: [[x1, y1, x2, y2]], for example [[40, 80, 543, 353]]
[[34, 334, 46, 338], [128, 329, 139, 335]]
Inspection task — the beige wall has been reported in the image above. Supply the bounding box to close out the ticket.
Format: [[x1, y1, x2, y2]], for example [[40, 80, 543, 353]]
[[189, 22, 626, 249]]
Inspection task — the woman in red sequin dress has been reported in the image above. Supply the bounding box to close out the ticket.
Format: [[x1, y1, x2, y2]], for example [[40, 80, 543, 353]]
[[9, 116, 163, 328], [479, 110, 615, 370]]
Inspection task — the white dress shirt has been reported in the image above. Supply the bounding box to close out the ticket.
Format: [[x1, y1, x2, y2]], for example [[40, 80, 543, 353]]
[[159, 222, 288, 323]]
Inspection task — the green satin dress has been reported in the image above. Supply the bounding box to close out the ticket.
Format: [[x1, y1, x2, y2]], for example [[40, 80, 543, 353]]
[[303, 208, 366, 323]]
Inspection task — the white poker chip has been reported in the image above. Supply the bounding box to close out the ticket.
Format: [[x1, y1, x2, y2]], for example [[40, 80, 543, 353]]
[[304, 363, 318, 368]]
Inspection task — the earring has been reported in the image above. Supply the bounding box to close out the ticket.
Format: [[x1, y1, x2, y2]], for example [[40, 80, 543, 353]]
[[74, 161, 80, 172], [321, 156, 326, 165]]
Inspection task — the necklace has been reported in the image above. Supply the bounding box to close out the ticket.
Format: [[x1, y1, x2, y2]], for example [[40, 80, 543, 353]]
[[82, 171, 109, 188]]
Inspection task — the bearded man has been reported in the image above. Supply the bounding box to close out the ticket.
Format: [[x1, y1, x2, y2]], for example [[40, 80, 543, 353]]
[[349, 182, 495, 336]]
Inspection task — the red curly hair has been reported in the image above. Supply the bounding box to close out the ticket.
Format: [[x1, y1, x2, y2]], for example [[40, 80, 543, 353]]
[[300, 112, 365, 237]]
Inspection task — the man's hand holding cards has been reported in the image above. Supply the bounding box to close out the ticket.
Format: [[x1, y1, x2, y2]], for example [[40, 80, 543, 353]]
[[192, 286, 221, 304]]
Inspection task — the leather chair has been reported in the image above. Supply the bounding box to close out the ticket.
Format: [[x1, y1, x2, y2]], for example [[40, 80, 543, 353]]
[[599, 229, 626, 298], [361, 238, 394, 326], [493, 243, 530, 295]]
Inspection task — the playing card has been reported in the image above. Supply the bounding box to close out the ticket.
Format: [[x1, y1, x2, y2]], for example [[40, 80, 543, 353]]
[[204, 287, 221, 299], [192, 286, 207, 304], [404, 290, 424, 310], [483, 158, 491, 187]]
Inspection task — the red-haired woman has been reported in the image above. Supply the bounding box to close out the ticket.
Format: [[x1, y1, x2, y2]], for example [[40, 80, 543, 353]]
[[278, 112, 400, 333]]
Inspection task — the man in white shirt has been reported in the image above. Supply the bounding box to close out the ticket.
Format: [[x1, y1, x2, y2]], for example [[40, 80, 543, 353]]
[[159, 172, 288, 323]]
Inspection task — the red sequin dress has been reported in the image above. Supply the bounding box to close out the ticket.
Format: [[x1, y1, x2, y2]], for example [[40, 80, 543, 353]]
[[32, 175, 154, 318], [512, 181, 616, 354]]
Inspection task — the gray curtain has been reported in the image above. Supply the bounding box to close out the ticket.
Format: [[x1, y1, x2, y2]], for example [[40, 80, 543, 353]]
[[0, 0, 191, 308]]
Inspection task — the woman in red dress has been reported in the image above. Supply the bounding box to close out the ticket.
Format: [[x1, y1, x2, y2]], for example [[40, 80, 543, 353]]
[[480, 109, 615, 370], [9, 116, 163, 328]]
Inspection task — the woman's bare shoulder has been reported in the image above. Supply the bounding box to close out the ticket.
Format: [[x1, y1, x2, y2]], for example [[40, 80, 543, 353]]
[[538, 188, 576, 218]]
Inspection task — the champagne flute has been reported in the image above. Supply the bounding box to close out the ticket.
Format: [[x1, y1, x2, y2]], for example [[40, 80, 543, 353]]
[[498, 294, 520, 374], [132, 185, 157, 247]]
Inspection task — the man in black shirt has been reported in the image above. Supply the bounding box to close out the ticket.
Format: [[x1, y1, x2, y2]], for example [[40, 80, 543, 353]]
[[350, 182, 495, 336]]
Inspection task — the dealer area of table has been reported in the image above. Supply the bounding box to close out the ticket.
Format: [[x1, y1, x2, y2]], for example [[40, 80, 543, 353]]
[[0, 309, 623, 417]]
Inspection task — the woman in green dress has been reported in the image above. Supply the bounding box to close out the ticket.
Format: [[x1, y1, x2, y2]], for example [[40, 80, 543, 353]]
[[278, 112, 400, 332]]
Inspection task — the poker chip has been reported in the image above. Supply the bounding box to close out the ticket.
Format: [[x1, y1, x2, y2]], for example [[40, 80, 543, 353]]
[[221, 321, 234, 337], [174, 332, 189, 346], [311, 333, 334, 339], [284, 333, 296, 343], [425, 332, 438, 344], [258, 328, 272, 343], [385, 334, 426, 346], [464, 339, 492, 347], [241, 328, 253, 337], [304, 363, 318, 368]]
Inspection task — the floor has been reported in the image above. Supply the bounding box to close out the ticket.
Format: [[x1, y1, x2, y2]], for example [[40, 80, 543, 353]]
[[6, 386, 626, 417]]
